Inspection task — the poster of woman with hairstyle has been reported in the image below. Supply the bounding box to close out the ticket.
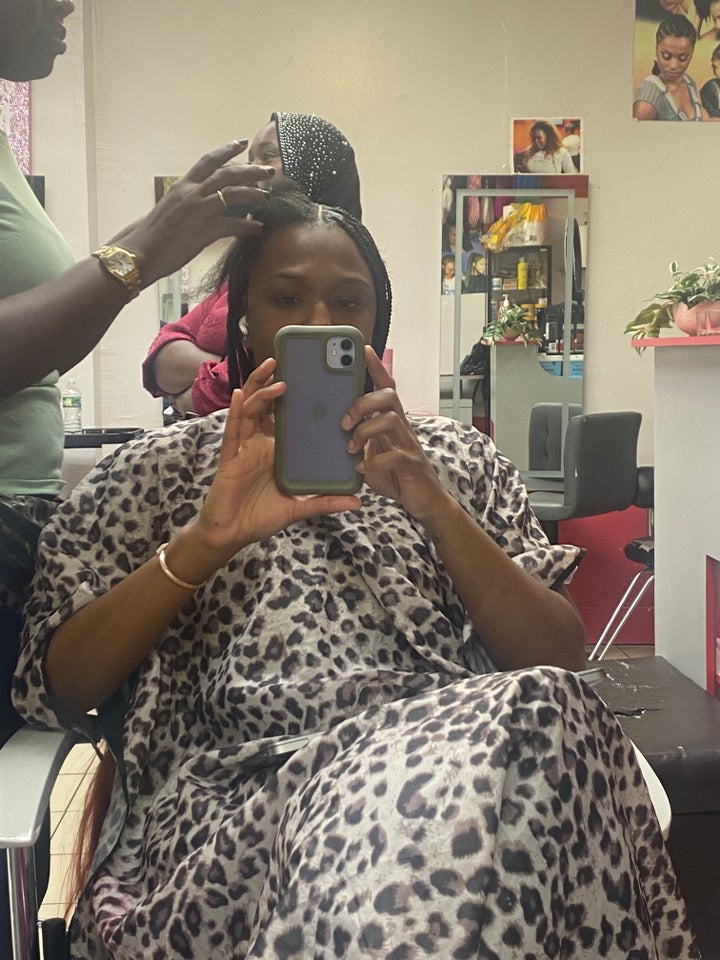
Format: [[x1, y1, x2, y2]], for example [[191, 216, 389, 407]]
[[633, 1, 720, 119]]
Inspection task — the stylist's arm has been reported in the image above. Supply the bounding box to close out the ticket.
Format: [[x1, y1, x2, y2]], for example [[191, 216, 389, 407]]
[[0, 140, 274, 398]]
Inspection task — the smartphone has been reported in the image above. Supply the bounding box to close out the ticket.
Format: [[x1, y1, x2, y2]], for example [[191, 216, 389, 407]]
[[274, 325, 365, 495]]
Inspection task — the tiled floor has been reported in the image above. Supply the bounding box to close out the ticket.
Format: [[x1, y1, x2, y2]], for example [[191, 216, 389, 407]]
[[588, 642, 656, 661], [40, 644, 656, 920], [39, 740, 98, 922]]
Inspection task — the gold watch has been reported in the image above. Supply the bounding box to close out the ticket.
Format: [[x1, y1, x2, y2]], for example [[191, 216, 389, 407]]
[[92, 245, 142, 300]]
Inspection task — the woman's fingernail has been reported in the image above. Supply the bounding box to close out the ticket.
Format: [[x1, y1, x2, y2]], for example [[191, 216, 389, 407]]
[[233, 137, 249, 148], [341, 414, 352, 429]]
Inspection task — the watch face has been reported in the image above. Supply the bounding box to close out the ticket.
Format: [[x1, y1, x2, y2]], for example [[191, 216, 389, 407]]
[[107, 251, 135, 278]]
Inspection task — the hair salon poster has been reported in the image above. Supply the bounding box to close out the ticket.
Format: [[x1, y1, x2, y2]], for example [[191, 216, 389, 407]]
[[441, 175, 490, 296], [0, 80, 30, 171], [634, 1, 720, 119]]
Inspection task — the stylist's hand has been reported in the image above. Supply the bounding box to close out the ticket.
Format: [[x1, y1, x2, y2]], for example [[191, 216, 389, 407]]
[[114, 139, 274, 288], [191, 359, 361, 564], [343, 347, 450, 523]]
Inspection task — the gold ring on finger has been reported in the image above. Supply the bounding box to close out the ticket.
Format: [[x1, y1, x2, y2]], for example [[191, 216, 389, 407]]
[[216, 188, 228, 211]]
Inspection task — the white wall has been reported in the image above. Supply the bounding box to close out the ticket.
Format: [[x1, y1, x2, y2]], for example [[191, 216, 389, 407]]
[[652, 344, 720, 687], [30, 0, 718, 461]]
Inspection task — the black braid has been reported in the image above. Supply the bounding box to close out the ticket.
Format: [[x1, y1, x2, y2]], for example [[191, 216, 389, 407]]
[[323, 207, 392, 363], [219, 193, 392, 393], [223, 236, 260, 391], [696, 0, 712, 21]]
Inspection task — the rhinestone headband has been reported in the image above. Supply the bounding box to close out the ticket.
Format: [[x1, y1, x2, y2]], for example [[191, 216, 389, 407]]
[[271, 112, 362, 221]]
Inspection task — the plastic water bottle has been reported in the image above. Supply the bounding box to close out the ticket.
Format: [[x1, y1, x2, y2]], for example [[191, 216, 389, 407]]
[[61, 378, 82, 433]]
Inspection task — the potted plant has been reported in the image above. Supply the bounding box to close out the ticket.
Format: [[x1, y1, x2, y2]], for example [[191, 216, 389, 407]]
[[625, 258, 720, 345], [483, 303, 540, 345]]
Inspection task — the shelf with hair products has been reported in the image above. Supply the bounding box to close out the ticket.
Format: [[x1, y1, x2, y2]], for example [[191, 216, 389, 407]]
[[442, 175, 588, 474], [486, 244, 552, 327]]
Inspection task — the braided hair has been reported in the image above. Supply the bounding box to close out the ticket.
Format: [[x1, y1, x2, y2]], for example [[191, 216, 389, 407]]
[[652, 14, 697, 75], [220, 192, 392, 391], [692, 1, 712, 25]]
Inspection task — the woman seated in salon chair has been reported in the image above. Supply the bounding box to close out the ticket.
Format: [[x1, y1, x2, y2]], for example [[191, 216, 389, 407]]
[[14, 193, 697, 959]]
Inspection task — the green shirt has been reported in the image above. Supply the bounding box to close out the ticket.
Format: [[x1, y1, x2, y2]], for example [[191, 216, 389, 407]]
[[0, 131, 75, 495]]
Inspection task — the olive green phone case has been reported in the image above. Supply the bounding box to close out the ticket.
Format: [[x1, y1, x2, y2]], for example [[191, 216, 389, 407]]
[[274, 326, 365, 495]]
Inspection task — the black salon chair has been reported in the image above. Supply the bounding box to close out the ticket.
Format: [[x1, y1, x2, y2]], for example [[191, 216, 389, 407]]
[[588, 465, 654, 661], [527, 401, 582, 472], [527, 411, 641, 543]]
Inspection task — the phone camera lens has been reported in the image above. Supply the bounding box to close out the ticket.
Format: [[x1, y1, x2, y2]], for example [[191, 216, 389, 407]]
[[340, 338, 352, 350], [340, 354, 353, 367]]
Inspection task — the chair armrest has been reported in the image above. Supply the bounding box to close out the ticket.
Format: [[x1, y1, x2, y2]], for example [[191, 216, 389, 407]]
[[0, 726, 78, 848], [521, 474, 565, 495]]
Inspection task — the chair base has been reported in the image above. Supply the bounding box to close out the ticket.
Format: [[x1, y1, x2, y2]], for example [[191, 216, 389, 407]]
[[7, 846, 38, 960], [588, 567, 654, 660]]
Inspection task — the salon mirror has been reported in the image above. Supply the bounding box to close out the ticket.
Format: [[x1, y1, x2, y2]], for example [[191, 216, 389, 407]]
[[439, 174, 589, 476]]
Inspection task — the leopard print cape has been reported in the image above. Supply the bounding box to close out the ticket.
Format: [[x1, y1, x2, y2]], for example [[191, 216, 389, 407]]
[[13, 415, 696, 957]]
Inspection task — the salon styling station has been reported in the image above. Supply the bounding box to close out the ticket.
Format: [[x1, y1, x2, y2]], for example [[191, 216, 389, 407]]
[[627, 332, 720, 959]]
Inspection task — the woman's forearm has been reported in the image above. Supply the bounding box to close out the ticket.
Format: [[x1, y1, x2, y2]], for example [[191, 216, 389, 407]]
[[154, 341, 222, 396], [422, 492, 586, 671], [45, 526, 226, 722]]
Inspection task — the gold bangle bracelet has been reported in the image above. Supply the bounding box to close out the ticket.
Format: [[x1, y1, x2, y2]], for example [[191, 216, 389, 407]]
[[155, 543, 204, 591]]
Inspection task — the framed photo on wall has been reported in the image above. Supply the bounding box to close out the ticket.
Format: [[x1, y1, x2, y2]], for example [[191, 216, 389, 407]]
[[511, 118, 582, 174]]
